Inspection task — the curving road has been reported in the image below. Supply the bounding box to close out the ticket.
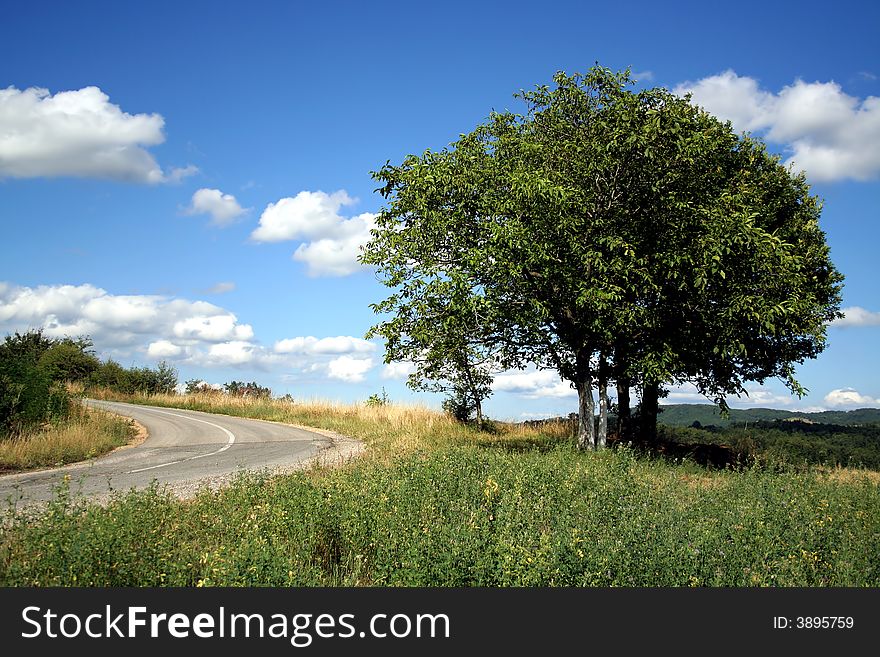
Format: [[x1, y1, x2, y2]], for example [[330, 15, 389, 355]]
[[0, 400, 335, 507]]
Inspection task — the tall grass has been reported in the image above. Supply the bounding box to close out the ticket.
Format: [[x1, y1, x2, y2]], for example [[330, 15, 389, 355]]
[[2, 445, 877, 586], [0, 406, 136, 472], [2, 392, 877, 587]]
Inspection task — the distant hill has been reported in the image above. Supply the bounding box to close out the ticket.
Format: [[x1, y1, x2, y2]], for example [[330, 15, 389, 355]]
[[658, 404, 880, 427]]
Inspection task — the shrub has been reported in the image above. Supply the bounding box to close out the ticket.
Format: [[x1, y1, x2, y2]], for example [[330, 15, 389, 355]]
[[365, 388, 390, 407], [442, 389, 476, 423], [0, 330, 74, 435]]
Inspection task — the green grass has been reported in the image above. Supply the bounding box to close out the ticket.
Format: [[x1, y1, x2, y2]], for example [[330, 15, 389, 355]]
[[1, 393, 878, 587]]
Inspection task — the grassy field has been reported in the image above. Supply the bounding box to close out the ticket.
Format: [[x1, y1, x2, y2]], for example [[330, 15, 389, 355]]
[[1, 392, 878, 586], [0, 404, 137, 473]]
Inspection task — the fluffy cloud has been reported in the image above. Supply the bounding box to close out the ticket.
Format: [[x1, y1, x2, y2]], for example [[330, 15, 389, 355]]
[[664, 382, 803, 408], [185, 188, 248, 226], [201, 341, 264, 367], [251, 190, 354, 242], [493, 370, 576, 399], [274, 335, 375, 355], [674, 71, 880, 182], [0, 282, 255, 361], [382, 361, 416, 380], [832, 306, 880, 328], [326, 356, 374, 382], [0, 281, 383, 383], [147, 340, 184, 359], [292, 213, 376, 277], [173, 314, 254, 342], [250, 190, 375, 277], [824, 388, 880, 407], [0, 85, 196, 183]]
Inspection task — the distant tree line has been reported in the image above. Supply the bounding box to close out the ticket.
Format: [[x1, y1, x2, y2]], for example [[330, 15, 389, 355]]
[[662, 419, 880, 470], [185, 379, 272, 398]]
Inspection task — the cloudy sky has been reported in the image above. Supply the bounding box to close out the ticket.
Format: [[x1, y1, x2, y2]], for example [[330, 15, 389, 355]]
[[1, 0, 878, 419]]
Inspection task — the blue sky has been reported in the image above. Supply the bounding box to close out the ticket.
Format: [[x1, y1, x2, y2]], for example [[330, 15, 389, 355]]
[[1, 0, 878, 419]]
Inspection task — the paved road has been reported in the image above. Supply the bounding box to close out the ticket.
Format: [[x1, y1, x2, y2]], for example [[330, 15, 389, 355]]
[[0, 400, 333, 507]]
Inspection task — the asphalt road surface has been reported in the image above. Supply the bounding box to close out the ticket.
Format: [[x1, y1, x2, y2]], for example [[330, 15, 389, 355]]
[[0, 400, 334, 507]]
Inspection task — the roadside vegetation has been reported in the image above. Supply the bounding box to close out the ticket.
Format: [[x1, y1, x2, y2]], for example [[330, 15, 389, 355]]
[[0, 330, 171, 472], [0, 404, 136, 473], [2, 392, 879, 587]]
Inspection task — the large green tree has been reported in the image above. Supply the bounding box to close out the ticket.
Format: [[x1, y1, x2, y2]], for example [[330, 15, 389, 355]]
[[362, 67, 843, 448]]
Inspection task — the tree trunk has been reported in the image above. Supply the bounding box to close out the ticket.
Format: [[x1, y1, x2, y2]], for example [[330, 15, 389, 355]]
[[616, 379, 631, 442], [575, 379, 596, 450], [475, 396, 483, 426], [640, 379, 659, 444], [597, 359, 608, 449]]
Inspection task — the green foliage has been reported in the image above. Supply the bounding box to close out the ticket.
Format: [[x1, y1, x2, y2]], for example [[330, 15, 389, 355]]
[[38, 338, 100, 383], [442, 385, 478, 423], [361, 65, 843, 447], [2, 447, 877, 586], [365, 388, 390, 407], [659, 403, 880, 428], [0, 330, 83, 435], [659, 421, 880, 470], [223, 380, 272, 398], [90, 359, 178, 395]]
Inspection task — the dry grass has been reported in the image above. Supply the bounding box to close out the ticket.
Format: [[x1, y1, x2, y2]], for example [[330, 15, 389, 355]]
[[88, 390, 879, 488], [814, 464, 880, 485], [92, 390, 573, 463], [0, 406, 136, 473]]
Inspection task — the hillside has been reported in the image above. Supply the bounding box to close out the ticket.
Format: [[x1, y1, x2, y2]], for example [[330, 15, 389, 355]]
[[658, 404, 880, 427]]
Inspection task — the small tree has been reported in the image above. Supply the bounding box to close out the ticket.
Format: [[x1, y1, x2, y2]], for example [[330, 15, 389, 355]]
[[364, 258, 499, 425]]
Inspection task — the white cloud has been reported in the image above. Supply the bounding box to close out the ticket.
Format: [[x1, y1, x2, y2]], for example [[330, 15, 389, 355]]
[[205, 282, 236, 294], [674, 71, 880, 182], [172, 314, 254, 342], [251, 190, 354, 242], [292, 212, 376, 277], [631, 70, 654, 82], [493, 370, 576, 399], [202, 341, 263, 367], [186, 188, 248, 226], [832, 306, 880, 328], [824, 388, 880, 407], [664, 382, 803, 408], [326, 355, 373, 382], [147, 340, 184, 359], [0, 281, 390, 383], [0, 282, 256, 363], [273, 335, 375, 355], [0, 85, 197, 183], [382, 361, 416, 380], [251, 190, 375, 277]]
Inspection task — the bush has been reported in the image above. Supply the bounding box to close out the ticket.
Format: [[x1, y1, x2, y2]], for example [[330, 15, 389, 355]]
[[0, 330, 75, 435], [37, 338, 100, 383], [442, 389, 476, 423], [90, 359, 178, 395], [365, 388, 390, 407]]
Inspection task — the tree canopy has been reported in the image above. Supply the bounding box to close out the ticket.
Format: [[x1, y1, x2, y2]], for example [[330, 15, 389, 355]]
[[361, 66, 843, 447]]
